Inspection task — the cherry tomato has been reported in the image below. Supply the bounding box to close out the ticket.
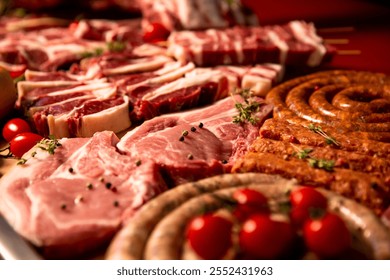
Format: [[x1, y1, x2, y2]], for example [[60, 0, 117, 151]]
[[233, 188, 269, 221], [9, 68, 26, 79], [186, 214, 233, 259], [303, 212, 351, 258], [142, 22, 170, 43], [289, 187, 328, 227], [2, 118, 32, 142], [9, 132, 43, 158], [239, 214, 295, 259]]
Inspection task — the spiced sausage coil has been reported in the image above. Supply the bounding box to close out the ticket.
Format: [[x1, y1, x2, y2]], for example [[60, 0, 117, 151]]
[[266, 70, 390, 142]]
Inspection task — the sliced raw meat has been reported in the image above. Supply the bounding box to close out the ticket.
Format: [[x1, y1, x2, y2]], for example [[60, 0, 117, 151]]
[[0, 18, 142, 72], [0, 95, 271, 258], [139, 0, 257, 32], [167, 20, 336, 67], [127, 68, 229, 122], [69, 19, 142, 44], [0, 131, 167, 258], [118, 95, 273, 186], [17, 80, 131, 138]]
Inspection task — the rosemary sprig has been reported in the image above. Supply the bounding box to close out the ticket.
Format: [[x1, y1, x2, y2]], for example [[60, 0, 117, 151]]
[[232, 88, 260, 125], [307, 123, 340, 146]]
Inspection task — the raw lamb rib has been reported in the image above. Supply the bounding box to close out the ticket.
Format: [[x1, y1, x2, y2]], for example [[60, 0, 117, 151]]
[[167, 20, 335, 67], [0, 95, 272, 258]]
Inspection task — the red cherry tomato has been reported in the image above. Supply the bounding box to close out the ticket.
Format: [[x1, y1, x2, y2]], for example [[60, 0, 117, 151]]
[[303, 212, 351, 258], [2, 118, 32, 142], [233, 188, 269, 221], [9, 132, 43, 158], [239, 214, 295, 259], [289, 187, 328, 227], [9, 69, 26, 79], [186, 214, 233, 259], [142, 22, 170, 43]]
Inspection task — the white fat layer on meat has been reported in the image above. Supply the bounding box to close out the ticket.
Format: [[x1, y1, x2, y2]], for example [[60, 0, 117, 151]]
[[262, 63, 285, 81], [102, 55, 172, 75], [68, 64, 103, 81], [167, 45, 187, 63], [125, 62, 195, 92], [29, 96, 93, 115], [289, 21, 326, 67], [23, 66, 104, 82], [132, 44, 167, 57], [47, 114, 71, 138], [46, 95, 128, 138], [72, 20, 89, 38], [241, 75, 272, 97], [0, 61, 26, 72], [31, 82, 114, 98], [47, 108, 80, 138], [16, 80, 81, 106], [79, 97, 131, 137], [44, 42, 107, 61], [234, 40, 244, 64], [187, 67, 240, 91], [170, 31, 210, 45], [247, 66, 278, 80], [142, 70, 223, 101], [149, 62, 195, 83], [93, 85, 117, 99], [267, 31, 288, 65]]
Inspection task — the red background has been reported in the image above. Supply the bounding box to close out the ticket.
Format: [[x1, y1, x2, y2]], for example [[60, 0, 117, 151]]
[[242, 0, 390, 74]]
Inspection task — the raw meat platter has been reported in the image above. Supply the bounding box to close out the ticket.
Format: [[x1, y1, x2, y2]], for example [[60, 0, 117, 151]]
[[0, 0, 389, 260]]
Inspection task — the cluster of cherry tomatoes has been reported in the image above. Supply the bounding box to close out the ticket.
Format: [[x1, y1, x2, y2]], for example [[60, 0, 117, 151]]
[[1, 118, 43, 158], [186, 187, 351, 260]]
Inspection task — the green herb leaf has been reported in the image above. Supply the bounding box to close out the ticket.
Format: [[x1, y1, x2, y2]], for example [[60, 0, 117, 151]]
[[37, 135, 62, 155], [232, 89, 260, 125], [107, 41, 126, 52], [295, 148, 313, 159], [307, 123, 340, 146]]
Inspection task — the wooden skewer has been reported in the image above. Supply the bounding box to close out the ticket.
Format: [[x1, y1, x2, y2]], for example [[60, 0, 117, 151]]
[[318, 26, 355, 33], [324, 39, 349, 44], [337, 50, 361, 55]]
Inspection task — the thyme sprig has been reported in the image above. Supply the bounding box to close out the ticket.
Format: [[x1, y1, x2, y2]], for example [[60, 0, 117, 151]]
[[107, 41, 126, 52], [307, 123, 340, 146], [17, 136, 62, 165], [232, 88, 261, 125], [307, 158, 335, 172], [291, 144, 335, 172], [37, 135, 62, 155]]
